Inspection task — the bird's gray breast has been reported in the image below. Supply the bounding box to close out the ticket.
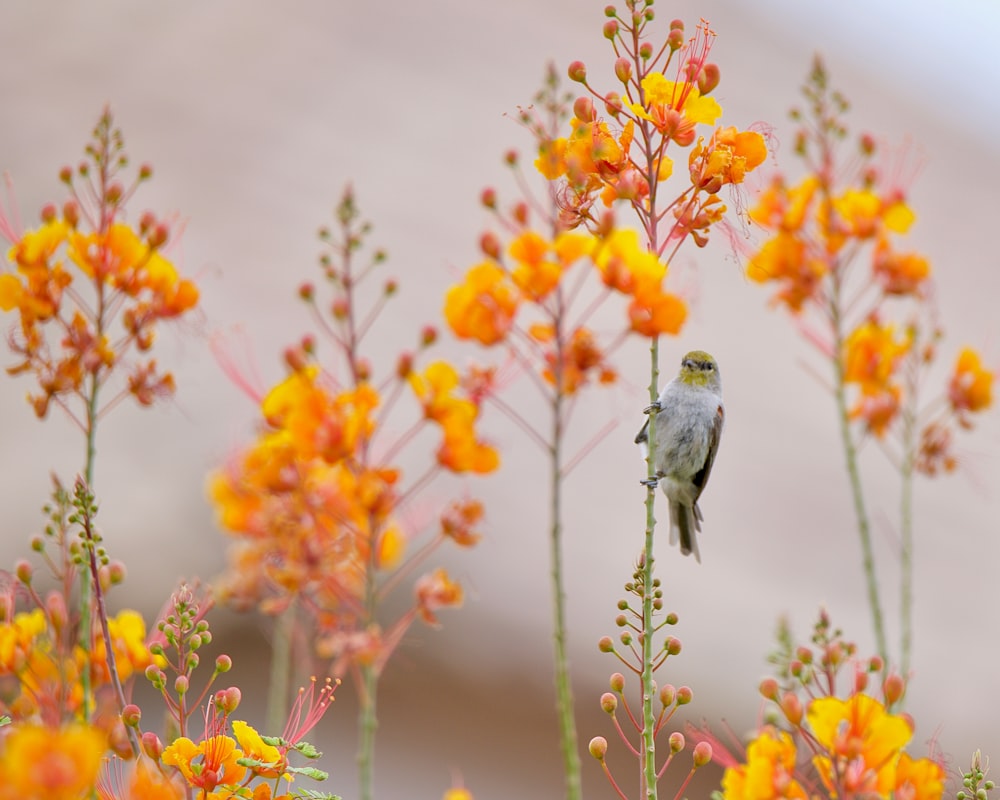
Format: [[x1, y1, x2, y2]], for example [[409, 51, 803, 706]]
[[653, 383, 718, 480]]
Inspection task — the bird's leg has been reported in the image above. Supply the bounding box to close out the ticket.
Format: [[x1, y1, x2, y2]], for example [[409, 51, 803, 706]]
[[642, 400, 662, 415], [639, 472, 663, 488]]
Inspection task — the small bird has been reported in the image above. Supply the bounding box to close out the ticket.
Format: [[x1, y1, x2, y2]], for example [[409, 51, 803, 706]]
[[635, 350, 724, 562]]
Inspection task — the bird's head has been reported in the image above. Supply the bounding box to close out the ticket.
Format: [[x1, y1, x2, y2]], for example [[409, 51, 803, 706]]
[[678, 350, 721, 389]]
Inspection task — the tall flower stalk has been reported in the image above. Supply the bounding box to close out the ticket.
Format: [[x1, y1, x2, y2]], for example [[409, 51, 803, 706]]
[[445, 5, 764, 796], [747, 60, 994, 675], [210, 187, 495, 800], [0, 109, 198, 751]]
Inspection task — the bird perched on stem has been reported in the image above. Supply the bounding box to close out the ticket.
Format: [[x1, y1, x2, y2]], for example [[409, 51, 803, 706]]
[[635, 350, 724, 562]]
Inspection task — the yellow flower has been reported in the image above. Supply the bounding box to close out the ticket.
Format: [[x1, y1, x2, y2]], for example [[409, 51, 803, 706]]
[[843, 319, 910, 394], [232, 720, 285, 779], [807, 694, 912, 796], [634, 73, 723, 125], [416, 568, 463, 624], [721, 729, 807, 799], [0, 723, 106, 800]]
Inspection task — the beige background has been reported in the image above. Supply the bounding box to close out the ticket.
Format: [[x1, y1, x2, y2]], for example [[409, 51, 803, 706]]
[[1, 1, 999, 796]]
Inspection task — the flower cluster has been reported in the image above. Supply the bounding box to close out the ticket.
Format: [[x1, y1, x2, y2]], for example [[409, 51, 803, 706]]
[[0, 109, 198, 420], [713, 614, 944, 800], [210, 187, 494, 684]]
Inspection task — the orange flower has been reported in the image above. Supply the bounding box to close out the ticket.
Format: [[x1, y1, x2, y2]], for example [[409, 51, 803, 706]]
[[444, 261, 518, 345], [161, 733, 246, 792], [540, 327, 616, 394], [948, 347, 993, 415], [746, 232, 826, 312], [894, 752, 945, 800], [750, 175, 819, 233], [441, 499, 484, 546], [409, 361, 499, 474], [872, 237, 930, 296], [843, 319, 910, 394], [689, 126, 767, 193], [0, 723, 106, 800], [415, 568, 463, 624]]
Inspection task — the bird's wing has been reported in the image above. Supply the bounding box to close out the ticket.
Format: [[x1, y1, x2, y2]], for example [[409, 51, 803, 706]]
[[691, 402, 724, 502]]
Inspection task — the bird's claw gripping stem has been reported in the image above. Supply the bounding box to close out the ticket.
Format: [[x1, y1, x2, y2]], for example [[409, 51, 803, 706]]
[[639, 476, 660, 488], [642, 401, 662, 415]]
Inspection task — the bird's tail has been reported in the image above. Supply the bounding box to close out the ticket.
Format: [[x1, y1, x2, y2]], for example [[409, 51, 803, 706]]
[[669, 500, 702, 563]]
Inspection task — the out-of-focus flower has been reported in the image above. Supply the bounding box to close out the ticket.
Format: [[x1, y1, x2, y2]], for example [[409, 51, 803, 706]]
[[444, 262, 519, 345], [720, 728, 807, 800], [0, 723, 106, 800], [415, 568, 463, 625], [948, 347, 993, 417], [842, 319, 911, 436]]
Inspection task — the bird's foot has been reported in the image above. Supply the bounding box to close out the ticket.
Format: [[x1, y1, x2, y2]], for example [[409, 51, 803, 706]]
[[642, 401, 662, 415], [639, 476, 660, 489]]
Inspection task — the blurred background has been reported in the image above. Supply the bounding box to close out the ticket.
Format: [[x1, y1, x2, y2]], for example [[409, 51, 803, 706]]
[[1, 0, 999, 796]]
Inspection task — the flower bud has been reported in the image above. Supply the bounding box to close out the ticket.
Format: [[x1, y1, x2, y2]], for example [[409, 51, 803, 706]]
[[600, 692, 617, 713], [215, 654, 232, 673], [142, 731, 164, 760], [698, 64, 720, 95], [669, 731, 685, 753], [609, 672, 625, 692], [504, 149, 518, 167], [602, 20, 618, 40], [614, 57, 632, 84], [614, 614, 627, 627], [107, 561, 126, 585], [780, 692, 803, 726], [638, 43, 653, 60], [667, 29, 684, 51], [604, 5, 616, 16], [217, 686, 242, 713], [121, 703, 142, 727], [675, 686, 693, 705], [59, 166, 73, 184], [512, 202, 529, 226], [589, 736, 608, 760], [664, 636, 681, 656], [883, 672, 905, 706], [480, 231, 501, 259], [573, 96, 595, 122], [298, 282, 315, 301], [598, 636, 614, 653], [63, 200, 80, 228], [759, 678, 779, 700], [660, 684, 675, 706], [139, 163, 153, 180], [567, 61, 588, 83], [384, 279, 398, 296], [860, 133, 876, 156], [693, 740, 713, 767], [604, 92, 623, 116], [868, 655, 884, 672], [46, 592, 68, 634], [174, 675, 189, 696], [854, 670, 868, 694], [14, 560, 32, 584], [396, 352, 414, 378], [480, 187, 497, 209]]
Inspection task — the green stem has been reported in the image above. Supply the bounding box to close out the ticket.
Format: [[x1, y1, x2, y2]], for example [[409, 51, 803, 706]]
[[266, 600, 295, 733], [550, 387, 581, 800], [357, 662, 378, 800], [899, 362, 917, 681], [640, 336, 660, 800], [357, 512, 380, 800], [829, 291, 888, 664], [79, 373, 100, 723]]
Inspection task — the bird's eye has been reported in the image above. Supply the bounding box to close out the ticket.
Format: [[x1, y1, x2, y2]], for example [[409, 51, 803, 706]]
[[705, 362, 714, 370]]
